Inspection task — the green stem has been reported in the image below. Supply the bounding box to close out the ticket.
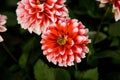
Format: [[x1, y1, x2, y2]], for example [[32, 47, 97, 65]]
[[2, 42, 33, 79], [75, 63, 78, 71], [93, 7, 110, 43], [2, 42, 17, 63]]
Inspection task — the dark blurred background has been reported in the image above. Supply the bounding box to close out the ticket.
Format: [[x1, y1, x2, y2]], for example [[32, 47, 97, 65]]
[[0, 0, 120, 80]]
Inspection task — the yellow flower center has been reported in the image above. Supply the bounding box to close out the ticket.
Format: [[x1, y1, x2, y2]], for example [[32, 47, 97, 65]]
[[114, 9, 118, 15], [37, 0, 46, 4], [57, 37, 67, 45]]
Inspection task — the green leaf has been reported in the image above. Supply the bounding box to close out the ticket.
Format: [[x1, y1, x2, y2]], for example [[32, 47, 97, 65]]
[[34, 59, 55, 80], [108, 21, 120, 37], [83, 68, 98, 80], [89, 31, 107, 44], [19, 53, 29, 68], [34, 59, 71, 80], [88, 50, 120, 66], [19, 37, 35, 68], [110, 37, 119, 47], [54, 68, 71, 80], [74, 68, 98, 80], [74, 71, 84, 80], [95, 50, 120, 59]]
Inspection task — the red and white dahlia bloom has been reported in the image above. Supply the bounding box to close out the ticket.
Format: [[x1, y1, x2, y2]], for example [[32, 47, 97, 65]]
[[112, 0, 120, 21], [41, 19, 90, 67], [16, 0, 68, 35], [97, 0, 120, 21], [0, 14, 7, 42]]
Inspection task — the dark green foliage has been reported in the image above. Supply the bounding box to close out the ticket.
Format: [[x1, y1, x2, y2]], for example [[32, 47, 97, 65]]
[[0, 0, 120, 80]]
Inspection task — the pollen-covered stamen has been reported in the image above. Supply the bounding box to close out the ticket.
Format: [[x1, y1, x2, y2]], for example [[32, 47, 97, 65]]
[[37, 0, 46, 4], [57, 36, 67, 45]]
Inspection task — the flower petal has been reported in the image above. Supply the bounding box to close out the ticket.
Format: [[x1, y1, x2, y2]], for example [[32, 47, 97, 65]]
[[0, 35, 3, 42], [0, 26, 7, 32]]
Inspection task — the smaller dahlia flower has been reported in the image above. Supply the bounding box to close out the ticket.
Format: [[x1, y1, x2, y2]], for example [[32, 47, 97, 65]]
[[112, 0, 120, 21], [41, 19, 90, 67], [0, 14, 7, 42], [96, 0, 110, 7], [16, 0, 68, 35], [97, 0, 120, 21]]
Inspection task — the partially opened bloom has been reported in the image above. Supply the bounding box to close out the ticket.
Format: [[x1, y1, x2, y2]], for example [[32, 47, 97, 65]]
[[16, 0, 68, 35], [97, 0, 120, 21], [0, 14, 7, 42], [41, 19, 90, 67]]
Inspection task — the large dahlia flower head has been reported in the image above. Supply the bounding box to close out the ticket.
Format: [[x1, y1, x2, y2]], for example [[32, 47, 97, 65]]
[[41, 19, 91, 67], [16, 0, 69, 35]]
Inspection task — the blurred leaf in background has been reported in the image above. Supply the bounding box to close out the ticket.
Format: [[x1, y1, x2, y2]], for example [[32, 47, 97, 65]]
[[0, 0, 120, 80]]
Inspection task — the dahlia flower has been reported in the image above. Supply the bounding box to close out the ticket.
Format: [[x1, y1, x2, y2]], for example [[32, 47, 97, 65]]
[[96, 0, 110, 7], [97, 0, 120, 21], [41, 19, 90, 67], [0, 14, 7, 42], [112, 0, 120, 21], [16, 0, 68, 35]]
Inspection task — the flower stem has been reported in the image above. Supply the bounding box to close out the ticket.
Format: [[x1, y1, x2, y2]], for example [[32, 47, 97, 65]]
[[2, 42, 33, 80], [75, 63, 78, 71], [93, 7, 110, 43], [2, 42, 17, 63]]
